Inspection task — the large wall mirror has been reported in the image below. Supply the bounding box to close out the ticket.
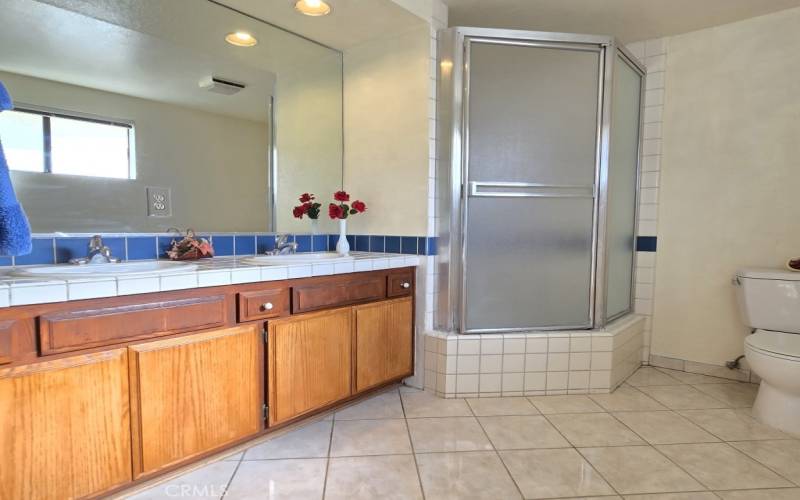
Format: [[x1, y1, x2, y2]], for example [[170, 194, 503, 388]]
[[0, 0, 343, 234]]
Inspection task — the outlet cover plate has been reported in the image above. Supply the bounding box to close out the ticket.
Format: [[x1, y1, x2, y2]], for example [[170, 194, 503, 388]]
[[146, 187, 172, 217]]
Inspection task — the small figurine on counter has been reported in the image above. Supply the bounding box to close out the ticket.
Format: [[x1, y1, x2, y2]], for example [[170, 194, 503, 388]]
[[166, 228, 214, 260]]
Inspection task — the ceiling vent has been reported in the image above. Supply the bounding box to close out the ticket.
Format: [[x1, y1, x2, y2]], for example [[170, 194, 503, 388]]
[[198, 76, 246, 95]]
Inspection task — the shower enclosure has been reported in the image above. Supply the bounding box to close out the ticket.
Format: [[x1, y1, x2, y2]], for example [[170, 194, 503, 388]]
[[436, 28, 645, 334]]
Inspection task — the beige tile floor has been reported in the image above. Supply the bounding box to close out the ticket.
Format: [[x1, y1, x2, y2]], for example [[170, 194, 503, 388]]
[[125, 367, 800, 500]]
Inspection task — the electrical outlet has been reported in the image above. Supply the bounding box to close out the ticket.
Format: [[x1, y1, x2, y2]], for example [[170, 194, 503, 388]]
[[146, 187, 172, 217]]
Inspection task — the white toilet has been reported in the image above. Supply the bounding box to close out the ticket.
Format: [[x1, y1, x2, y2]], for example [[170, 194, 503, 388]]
[[736, 268, 800, 436]]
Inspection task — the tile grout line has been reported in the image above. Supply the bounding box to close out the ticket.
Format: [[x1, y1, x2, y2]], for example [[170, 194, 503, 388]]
[[467, 398, 526, 500], [537, 410, 624, 498], [398, 388, 428, 500], [320, 413, 335, 500], [598, 394, 718, 493], [218, 454, 244, 499]]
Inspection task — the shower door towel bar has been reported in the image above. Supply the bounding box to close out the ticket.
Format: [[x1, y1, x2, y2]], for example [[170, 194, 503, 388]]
[[468, 181, 595, 198]]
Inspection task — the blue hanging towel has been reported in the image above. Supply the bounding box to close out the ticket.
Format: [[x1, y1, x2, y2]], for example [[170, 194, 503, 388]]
[[0, 81, 32, 256]]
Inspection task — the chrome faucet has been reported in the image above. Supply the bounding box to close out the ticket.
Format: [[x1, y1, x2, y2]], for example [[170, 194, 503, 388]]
[[70, 235, 120, 265], [271, 234, 298, 255]]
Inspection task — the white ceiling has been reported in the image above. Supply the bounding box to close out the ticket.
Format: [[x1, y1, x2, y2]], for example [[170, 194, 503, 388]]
[[0, 0, 342, 122], [443, 0, 800, 43], [215, 0, 426, 50]]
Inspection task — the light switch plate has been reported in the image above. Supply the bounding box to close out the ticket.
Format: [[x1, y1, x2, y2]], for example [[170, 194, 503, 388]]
[[146, 187, 172, 217]]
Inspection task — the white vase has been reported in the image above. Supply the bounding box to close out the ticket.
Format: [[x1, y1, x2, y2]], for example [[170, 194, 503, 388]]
[[310, 218, 320, 235], [336, 219, 350, 256]]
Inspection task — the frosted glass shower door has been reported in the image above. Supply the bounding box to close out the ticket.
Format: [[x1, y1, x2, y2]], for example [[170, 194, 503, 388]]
[[604, 54, 644, 320], [462, 39, 602, 332]]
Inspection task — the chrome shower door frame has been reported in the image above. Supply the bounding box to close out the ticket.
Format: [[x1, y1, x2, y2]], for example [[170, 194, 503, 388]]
[[435, 27, 646, 334]]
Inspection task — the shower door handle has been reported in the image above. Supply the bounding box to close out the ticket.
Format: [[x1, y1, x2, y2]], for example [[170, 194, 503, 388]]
[[468, 181, 594, 198]]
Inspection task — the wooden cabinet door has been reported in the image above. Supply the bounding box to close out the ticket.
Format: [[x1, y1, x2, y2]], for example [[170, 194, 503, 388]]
[[354, 297, 413, 392], [0, 349, 132, 500], [128, 325, 262, 477], [268, 307, 352, 425]]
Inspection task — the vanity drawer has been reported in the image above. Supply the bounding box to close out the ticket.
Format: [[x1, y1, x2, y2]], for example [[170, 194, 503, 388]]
[[387, 270, 414, 297], [292, 274, 386, 314], [0, 321, 12, 365], [238, 288, 290, 322], [38, 295, 228, 355]]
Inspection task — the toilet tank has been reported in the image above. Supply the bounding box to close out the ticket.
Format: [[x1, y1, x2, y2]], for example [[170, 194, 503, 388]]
[[735, 268, 800, 334]]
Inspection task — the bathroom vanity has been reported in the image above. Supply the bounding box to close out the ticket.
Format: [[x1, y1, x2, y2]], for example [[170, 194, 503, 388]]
[[0, 256, 416, 499]]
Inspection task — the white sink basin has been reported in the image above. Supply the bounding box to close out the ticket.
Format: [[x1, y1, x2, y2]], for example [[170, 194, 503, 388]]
[[241, 252, 354, 266], [12, 260, 198, 279]]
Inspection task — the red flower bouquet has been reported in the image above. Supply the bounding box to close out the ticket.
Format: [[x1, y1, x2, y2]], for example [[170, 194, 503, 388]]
[[328, 191, 367, 220], [292, 193, 322, 220]]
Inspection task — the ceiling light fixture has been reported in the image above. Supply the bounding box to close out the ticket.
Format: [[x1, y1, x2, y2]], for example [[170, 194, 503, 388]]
[[225, 31, 258, 47], [294, 0, 331, 16]]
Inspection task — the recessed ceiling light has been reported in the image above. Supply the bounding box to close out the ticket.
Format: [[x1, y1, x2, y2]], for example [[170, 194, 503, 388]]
[[294, 0, 331, 16], [225, 31, 258, 47]]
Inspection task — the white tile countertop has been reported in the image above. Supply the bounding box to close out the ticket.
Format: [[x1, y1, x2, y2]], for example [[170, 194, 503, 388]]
[[0, 252, 421, 308]]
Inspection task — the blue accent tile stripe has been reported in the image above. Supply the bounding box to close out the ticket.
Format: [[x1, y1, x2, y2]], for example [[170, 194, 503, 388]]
[[212, 235, 234, 256], [15, 238, 55, 265], [127, 236, 157, 260], [257, 235, 276, 254], [295, 235, 311, 253], [234, 235, 256, 255], [636, 236, 657, 252], [355, 235, 370, 252], [369, 236, 385, 253], [385, 236, 401, 254], [0, 233, 441, 266], [311, 235, 327, 252]]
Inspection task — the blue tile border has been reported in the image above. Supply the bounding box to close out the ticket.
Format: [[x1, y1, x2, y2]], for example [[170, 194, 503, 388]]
[[636, 236, 657, 252], [0, 232, 441, 266], [0, 232, 648, 264]]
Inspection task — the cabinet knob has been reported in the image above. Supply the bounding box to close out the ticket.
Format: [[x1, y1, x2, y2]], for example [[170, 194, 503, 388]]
[[401, 282, 410, 289], [261, 302, 274, 311]]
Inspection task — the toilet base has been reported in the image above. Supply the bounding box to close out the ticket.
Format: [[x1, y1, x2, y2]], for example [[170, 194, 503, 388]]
[[752, 381, 800, 437]]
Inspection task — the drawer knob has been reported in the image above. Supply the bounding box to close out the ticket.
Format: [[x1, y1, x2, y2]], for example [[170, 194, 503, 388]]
[[401, 282, 410, 289], [261, 302, 274, 311]]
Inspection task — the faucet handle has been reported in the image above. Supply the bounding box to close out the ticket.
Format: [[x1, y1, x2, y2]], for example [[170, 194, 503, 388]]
[[88, 235, 104, 251]]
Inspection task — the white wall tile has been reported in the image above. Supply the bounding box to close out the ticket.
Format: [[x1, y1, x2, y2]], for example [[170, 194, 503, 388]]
[[570, 336, 591, 352], [524, 372, 546, 392], [459, 338, 480, 355], [480, 354, 503, 373], [479, 373, 501, 392], [457, 355, 479, 374], [503, 337, 526, 354], [117, 276, 159, 296], [645, 38, 667, 56], [645, 54, 665, 72], [503, 354, 525, 372], [457, 373, 479, 393], [502, 372, 524, 392], [643, 105, 663, 124], [548, 337, 570, 352], [525, 353, 548, 372], [591, 352, 613, 370], [546, 372, 568, 391], [481, 337, 503, 354], [525, 337, 548, 353], [68, 280, 116, 300], [569, 352, 591, 371], [568, 371, 590, 390], [547, 353, 569, 371]]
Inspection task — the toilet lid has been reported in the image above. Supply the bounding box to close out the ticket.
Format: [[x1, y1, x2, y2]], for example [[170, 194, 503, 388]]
[[746, 330, 800, 358]]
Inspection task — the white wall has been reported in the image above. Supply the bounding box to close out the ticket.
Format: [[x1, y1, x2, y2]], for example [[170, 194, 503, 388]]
[[274, 53, 343, 235], [650, 7, 800, 366], [342, 23, 431, 236], [3, 71, 269, 233]]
